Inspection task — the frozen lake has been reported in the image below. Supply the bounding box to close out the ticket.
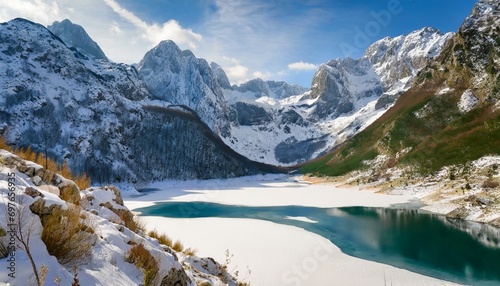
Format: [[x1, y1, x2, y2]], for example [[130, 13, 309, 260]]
[[125, 175, 496, 285], [136, 201, 500, 286]]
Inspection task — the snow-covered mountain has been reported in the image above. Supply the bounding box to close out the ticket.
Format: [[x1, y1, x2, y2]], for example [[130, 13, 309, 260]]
[[306, 27, 453, 120], [220, 27, 454, 165], [302, 0, 500, 183], [0, 18, 279, 183], [137, 40, 231, 137], [0, 15, 466, 175], [47, 19, 108, 61], [230, 78, 309, 99]]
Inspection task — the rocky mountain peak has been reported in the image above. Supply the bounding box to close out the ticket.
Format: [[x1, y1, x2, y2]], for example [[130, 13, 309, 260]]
[[137, 40, 231, 136], [364, 27, 453, 89], [48, 19, 108, 60], [232, 78, 308, 99], [210, 62, 232, 90], [305, 26, 453, 120]]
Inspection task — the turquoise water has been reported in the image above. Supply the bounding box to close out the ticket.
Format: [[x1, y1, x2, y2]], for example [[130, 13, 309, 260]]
[[135, 201, 500, 285]]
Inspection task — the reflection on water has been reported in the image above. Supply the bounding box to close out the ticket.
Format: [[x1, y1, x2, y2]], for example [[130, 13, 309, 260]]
[[327, 207, 500, 285], [135, 202, 500, 286]]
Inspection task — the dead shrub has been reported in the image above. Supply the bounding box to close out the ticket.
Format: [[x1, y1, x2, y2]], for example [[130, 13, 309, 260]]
[[40, 205, 94, 265], [119, 211, 145, 233], [126, 243, 159, 286], [172, 240, 184, 252], [6, 141, 91, 190], [183, 247, 197, 256], [0, 136, 12, 151], [147, 229, 173, 248]]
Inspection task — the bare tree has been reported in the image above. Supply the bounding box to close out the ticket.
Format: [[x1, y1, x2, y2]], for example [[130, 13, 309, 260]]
[[3, 194, 42, 286]]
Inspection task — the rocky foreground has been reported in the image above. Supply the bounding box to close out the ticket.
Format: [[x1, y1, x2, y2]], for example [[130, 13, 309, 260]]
[[0, 150, 246, 286]]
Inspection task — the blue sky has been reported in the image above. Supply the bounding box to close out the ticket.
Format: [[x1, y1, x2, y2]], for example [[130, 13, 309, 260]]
[[0, 0, 477, 86]]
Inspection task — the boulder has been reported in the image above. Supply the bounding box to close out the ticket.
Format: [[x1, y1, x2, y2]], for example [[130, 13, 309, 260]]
[[58, 181, 80, 205], [31, 176, 43, 186], [24, 166, 35, 177], [24, 186, 43, 198], [160, 268, 191, 286], [446, 207, 470, 219], [476, 196, 494, 206], [29, 198, 62, 215], [106, 185, 124, 206]]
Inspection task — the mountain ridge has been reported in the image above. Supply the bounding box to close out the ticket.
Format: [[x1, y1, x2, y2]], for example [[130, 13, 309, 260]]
[[301, 0, 499, 177], [0, 18, 282, 183], [220, 26, 453, 166]]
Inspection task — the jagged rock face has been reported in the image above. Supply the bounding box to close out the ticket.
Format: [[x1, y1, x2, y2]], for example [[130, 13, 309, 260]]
[[47, 19, 108, 61], [365, 27, 453, 89], [306, 27, 453, 120], [267, 80, 309, 98], [0, 18, 271, 182], [234, 78, 308, 99], [232, 102, 273, 126], [455, 0, 499, 88], [280, 110, 306, 126], [221, 26, 454, 166], [274, 136, 327, 164], [237, 78, 270, 97], [307, 58, 383, 119], [137, 40, 231, 137], [421, 0, 499, 100], [210, 62, 232, 90]]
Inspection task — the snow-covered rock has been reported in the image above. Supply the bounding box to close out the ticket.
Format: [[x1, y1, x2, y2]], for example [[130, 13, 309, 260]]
[[458, 89, 480, 112], [210, 62, 232, 90], [47, 19, 108, 61]]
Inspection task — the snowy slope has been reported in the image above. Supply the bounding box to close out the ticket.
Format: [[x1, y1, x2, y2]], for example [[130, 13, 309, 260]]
[[221, 27, 454, 166]]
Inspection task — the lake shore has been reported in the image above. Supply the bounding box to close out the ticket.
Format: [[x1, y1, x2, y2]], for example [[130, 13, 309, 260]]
[[301, 157, 500, 228], [124, 175, 459, 285]]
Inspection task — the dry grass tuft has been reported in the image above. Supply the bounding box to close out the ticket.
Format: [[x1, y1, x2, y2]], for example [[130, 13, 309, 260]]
[[147, 229, 173, 247], [0, 137, 91, 189], [183, 247, 197, 256], [41, 205, 95, 265], [126, 243, 159, 286], [172, 240, 184, 252], [147, 229, 196, 255], [120, 213, 146, 233]]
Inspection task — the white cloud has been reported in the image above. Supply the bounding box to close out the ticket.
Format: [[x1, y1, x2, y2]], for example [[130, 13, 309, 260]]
[[103, 0, 202, 49], [198, 0, 325, 85], [109, 21, 122, 35], [253, 71, 271, 79], [222, 56, 240, 65], [227, 65, 249, 81], [0, 0, 62, 24], [219, 56, 250, 84], [288, 61, 318, 71]]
